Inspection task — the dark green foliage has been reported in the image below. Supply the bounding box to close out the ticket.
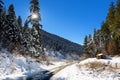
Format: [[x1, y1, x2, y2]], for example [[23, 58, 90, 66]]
[[0, 3, 21, 52], [83, 35, 94, 57], [106, 2, 115, 26], [84, 36, 88, 52], [31, 24, 41, 56], [30, 0, 41, 24], [42, 30, 84, 55], [5, 4, 20, 42], [0, 8, 5, 43], [17, 16, 23, 42], [115, 0, 120, 23], [114, 0, 120, 39], [30, 0, 40, 13], [8, 4, 16, 20], [17, 16, 22, 29], [21, 20, 32, 53], [29, 0, 42, 57], [84, 0, 120, 56], [0, 0, 4, 13]]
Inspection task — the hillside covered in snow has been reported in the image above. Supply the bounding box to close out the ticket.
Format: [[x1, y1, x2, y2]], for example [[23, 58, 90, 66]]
[[0, 49, 69, 80], [51, 57, 120, 80]]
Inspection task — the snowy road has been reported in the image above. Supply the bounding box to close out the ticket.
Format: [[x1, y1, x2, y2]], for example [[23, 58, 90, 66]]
[[27, 62, 75, 80]]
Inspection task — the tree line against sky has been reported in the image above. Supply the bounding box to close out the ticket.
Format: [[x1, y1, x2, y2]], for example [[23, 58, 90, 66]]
[[0, 0, 45, 58], [84, 0, 120, 57]]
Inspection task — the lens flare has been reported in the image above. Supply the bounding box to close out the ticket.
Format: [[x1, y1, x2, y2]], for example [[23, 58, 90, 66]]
[[31, 13, 38, 19]]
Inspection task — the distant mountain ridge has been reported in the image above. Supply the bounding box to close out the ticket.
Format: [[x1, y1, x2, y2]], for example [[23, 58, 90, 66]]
[[42, 30, 84, 56]]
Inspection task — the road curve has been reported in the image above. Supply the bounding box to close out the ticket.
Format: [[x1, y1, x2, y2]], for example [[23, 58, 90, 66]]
[[27, 62, 75, 80]]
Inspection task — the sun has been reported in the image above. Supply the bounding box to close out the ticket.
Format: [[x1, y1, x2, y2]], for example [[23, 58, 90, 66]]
[[31, 13, 39, 20]]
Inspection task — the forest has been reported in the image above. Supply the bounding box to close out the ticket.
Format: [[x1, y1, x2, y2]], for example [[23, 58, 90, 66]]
[[84, 0, 120, 57]]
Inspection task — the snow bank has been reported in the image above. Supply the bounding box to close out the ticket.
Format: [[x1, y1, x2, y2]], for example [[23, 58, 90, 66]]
[[79, 57, 120, 69], [51, 57, 120, 80], [0, 49, 44, 80], [0, 49, 68, 80]]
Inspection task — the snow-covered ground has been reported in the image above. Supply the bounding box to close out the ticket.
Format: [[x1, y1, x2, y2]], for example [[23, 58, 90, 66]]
[[0, 49, 67, 80], [51, 57, 120, 80], [1, 48, 120, 80]]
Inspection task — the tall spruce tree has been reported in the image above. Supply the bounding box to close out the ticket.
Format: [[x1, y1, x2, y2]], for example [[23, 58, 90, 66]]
[[21, 20, 32, 53], [30, 0, 41, 24], [114, 0, 120, 54], [93, 29, 102, 54], [106, 2, 115, 45], [84, 35, 94, 57], [114, 0, 120, 38], [106, 2, 116, 53], [0, 0, 4, 14], [7, 4, 16, 21], [93, 29, 99, 54], [17, 16, 22, 30], [29, 0, 42, 57], [106, 2, 115, 27], [17, 16, 23, 42], [84, 36, 89, 54], [0, 0, 4, 43], [3, 4, 20, 48], [101, 22, 110, 53]]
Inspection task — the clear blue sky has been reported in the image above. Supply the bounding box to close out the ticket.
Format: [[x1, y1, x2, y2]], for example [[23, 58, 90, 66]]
[[4, 0, 116, 45]]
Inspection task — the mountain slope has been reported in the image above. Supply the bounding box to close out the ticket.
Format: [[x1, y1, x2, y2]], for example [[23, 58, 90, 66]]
[[42, 30, 84, 56]]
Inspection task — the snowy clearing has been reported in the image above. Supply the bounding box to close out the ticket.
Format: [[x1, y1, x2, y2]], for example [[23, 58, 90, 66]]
[[1, 49, 120, 80], [51, 57, 120, 80], [0, 49, 67, 80]]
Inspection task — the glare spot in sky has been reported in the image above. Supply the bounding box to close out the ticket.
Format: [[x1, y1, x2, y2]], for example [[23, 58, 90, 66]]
[[31, 13, 39, 20]]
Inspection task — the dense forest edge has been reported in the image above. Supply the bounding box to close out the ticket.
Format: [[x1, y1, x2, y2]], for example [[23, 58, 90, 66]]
[[83, 0, 120, 58]]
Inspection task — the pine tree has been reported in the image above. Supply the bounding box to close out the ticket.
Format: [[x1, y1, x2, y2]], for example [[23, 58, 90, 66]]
[[21, 20, 32, 54], [84, 36, 89, 54], [101, 0, 120, 54], [29, 0, 43, 57], [30, 0, 41, 24], [93, 29, 99, 55], [0, 0, 4, 13], [23, 20, 29, 32], [93, 29, 103, 55], [7, 4, 17, 42], [115, 0, 120, 24], [0, 0, 4, 43], [114, 0, 120, 36], [113, 0, 120, 54], [84, 35, 93, 57], [3, 4, 20, 49], [7, 4, 16, 21], [17, 16, 22, 30], [101, 22, 110, 53], [100, 2, 116, 54], [17, 16, 23, 42], [113, 0, 120, 39], [105, 2, 116, 54], [106, 2, 115, 27]]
